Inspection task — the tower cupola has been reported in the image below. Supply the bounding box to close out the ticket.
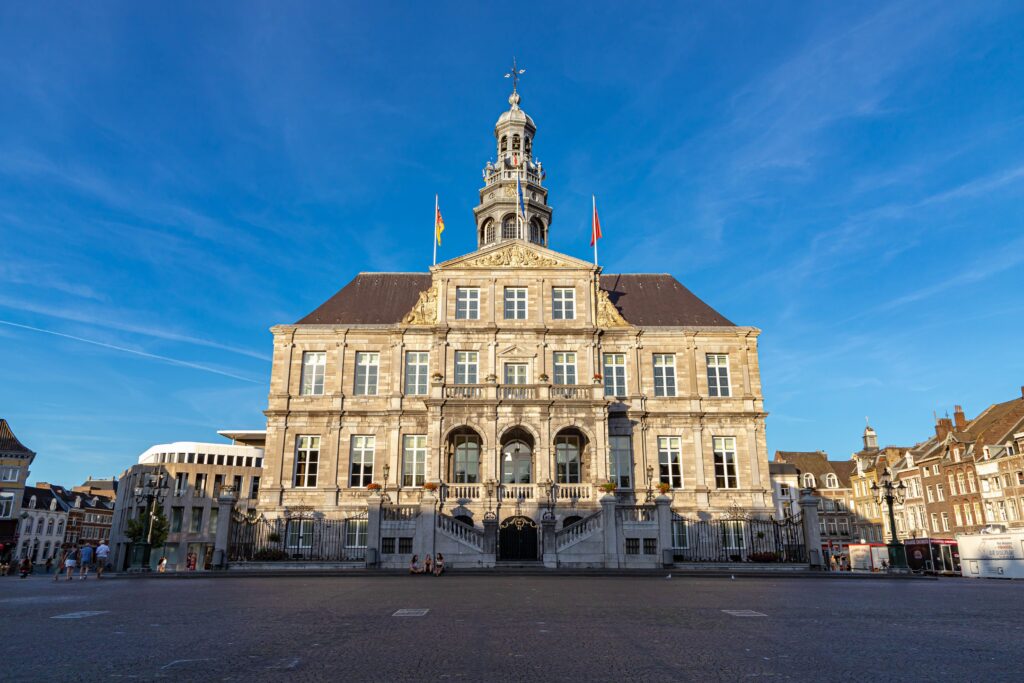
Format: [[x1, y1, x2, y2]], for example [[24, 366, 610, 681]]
[[473, 60, 553, 250]]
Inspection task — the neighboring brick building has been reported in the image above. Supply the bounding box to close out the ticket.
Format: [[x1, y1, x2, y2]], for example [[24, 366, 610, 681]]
[[0, 419, 36, 563], [50, 485, 115, 547]]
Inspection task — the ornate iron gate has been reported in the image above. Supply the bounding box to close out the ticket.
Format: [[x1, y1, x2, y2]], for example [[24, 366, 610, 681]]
[[670, 513, 806, 563], [228, 510, 368, 563], [498, 515, 539, 561]]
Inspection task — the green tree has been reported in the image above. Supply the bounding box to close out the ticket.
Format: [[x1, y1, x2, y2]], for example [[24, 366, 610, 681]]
[[124, 507, 170, 548]]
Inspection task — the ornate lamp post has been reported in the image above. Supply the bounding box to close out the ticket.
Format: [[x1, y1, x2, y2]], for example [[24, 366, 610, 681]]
[[871, 468, 908, 570], [645, 464, 655, 503], [130, 469, 169, 570], [381, 463, 391, 504]]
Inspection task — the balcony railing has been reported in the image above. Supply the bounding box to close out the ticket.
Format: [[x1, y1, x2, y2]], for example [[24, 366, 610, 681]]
[[551, 385, 591, 399], [441, 384, 597, 401], [444, 384, 485, 399], [557, 484, 592, 501], [501, 484, 535, 501], [446, 484, 482, 500], [499, 385, 538, 400]]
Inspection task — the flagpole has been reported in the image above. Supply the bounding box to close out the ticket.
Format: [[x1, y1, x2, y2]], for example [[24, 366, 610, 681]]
[[592, 194, 598, 266], [433, 194, 438, 266]]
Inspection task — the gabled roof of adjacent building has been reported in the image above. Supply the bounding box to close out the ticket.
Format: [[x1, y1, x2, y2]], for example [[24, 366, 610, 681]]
[[0, 419, 34, 455], [296, 271, 734, 327], [773, 450, 852, 488], [50, 484, 115, 512], [21, 486, 67, 511]]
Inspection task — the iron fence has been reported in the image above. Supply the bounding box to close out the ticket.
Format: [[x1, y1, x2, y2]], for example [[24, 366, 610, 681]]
[[228, 511, 368, 563], [671, 514, 806, 563]]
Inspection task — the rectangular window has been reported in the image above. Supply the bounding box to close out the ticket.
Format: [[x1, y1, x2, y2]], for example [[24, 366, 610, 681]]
[[555, 434, 581, 484], [603, 353, 627, 397], [933, 464, 940, 475], [300, 351, 326, 396], [249, 476, 261, 500], [286, 519, 313, 550], [0, 493, 14, 518], [208, 507, 218, 535], [349, 435, 375, 488], [653, 354, 677, 397], [404, 351, 429, 396], [398, 537, 413, 554], [625, 538, 640, 555], [706, 354, 731, 397], [553, 352, 577, 385], [643, 538, 657, 555], [189, 507, 203, 533], [658, 436, 683, 489], [381, 537, 396, 554], [353, 352, 379, 396], [954, 505, 963, 527], [194, 473, 207, 498], [170, 507, 183, 533], [346, 518, 368, 549], [926, 486, 934, 502], [827, 520, 838, 536], [452, 433, 480, 483], [504, 363, 528, 385], [609, 435, 633, 488], [713, 436, 738, 489], [233, 475, 243, 495], [722, 521, 745, 549], [294, 435, 320, 488], [454, 351, 478, 384], [402, 435, 427, 487], [551, 287, 575, 320], [780, 483, 790, 498], [936, 483, 944, 501], [930, 513, 939, 532], [455, 287, 480, 320], [838, 519, 850, 535], [504, 287, 528, 320], [0, 467, 19, 482], [941, 512, 950, 531], [174, 473, 188, 496]]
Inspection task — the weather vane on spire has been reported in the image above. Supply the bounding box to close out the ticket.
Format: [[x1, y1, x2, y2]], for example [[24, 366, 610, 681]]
[[505, 57, 526, 94]]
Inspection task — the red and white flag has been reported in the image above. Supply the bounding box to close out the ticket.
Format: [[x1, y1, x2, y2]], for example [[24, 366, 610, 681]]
[[591, 196, 603, 247]]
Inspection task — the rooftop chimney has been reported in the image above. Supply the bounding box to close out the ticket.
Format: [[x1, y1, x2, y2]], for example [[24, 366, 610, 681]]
[[953, 405, 966, 430], [935, 417, 954, 440]]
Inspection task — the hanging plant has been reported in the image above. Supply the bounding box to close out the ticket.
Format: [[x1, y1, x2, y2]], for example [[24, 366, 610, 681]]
[[598, 481, 616, 493], [366, 483, 382, 492], [423, 482, 439, 492], [657, 482, 671, 495]]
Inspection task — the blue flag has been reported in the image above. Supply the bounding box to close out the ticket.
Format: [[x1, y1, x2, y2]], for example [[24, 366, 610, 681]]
[[516, 173, 526, 221]]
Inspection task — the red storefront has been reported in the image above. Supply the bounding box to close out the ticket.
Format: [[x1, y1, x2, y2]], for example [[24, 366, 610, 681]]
[[905, 538, 960, 575]]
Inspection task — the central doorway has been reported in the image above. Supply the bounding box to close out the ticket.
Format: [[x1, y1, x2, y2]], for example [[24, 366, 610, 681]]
[[498, 515, 539, 561]]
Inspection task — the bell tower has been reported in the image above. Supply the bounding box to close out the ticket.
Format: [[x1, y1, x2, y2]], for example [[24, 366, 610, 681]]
[[473, 60, 553, 250]]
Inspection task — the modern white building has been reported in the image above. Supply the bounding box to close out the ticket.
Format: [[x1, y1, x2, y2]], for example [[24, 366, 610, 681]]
[[110, 430, 265, 571]]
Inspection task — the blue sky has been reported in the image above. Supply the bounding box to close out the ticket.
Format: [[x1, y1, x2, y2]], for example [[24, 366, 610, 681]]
[[2, 2, 1023, 485]]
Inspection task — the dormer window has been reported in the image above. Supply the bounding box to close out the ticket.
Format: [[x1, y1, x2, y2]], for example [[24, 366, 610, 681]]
[[803, 473, 816, 488], [825, 473, 838, 489]]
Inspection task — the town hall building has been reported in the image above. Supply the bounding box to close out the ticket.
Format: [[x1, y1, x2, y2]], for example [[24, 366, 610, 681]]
[[252, 80, 775, 568]]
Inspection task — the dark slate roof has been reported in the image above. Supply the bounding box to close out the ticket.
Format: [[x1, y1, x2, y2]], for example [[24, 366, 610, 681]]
[[22, 486, 65, 511], [296, 272, 734, 327], [769, 462, 798, 475], [0, 419, 34, 455], [600, 274, 733, 327], [297, 273, 433, 325]]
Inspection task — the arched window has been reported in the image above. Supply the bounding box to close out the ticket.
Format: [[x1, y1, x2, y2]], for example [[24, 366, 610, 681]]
[[529, 218, 544, 245], [512, 134, 520, 151], [22, 516, 33, 534], [554, 434, 581, 484], [57, 519, 64, 536], [562, 515, 583, 529], [825, 473, 838, 488], [500, 135, 507, 153], [524, 136, 532, 155], [501, 214, 518, 240], [481, 219, 495, 245], [450, 431, 482, 484], [29, 495, 37, 509], [803, 473, 816, 488], [35, 518, 45, 534], [46, 519, 54, 535]]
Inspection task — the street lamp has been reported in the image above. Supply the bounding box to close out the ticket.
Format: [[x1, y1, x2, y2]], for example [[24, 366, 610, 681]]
[[870, 468, 908, 571], [130, 470, 170, 570], [381, 463, 391, 504], [645, 464, 655, 503]]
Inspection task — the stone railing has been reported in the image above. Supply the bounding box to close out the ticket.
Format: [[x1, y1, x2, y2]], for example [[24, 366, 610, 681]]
[[618, 505, 656, 524], [556, 509, 603, 550], [498, 385, 538, 400], [501, 484, 535, 501], [444, 384, 485, 399], [446, 484, 482, 500], [551, 385, 592, 399], [556, 484, 592, 501], [436, 513, 484, 551], [382, 505, 420, 521]]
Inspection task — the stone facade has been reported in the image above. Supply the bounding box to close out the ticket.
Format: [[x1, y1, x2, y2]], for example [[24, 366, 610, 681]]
[[256, 87, 773, 567], [0, 419, 35, 562]]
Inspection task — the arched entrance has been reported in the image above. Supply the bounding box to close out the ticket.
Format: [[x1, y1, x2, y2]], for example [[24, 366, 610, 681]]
[[499, 515, 539, 561]]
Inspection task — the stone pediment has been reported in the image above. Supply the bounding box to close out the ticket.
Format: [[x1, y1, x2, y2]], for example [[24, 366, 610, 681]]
[[498, 344, 536, 357], [439, 241, 595, 270]]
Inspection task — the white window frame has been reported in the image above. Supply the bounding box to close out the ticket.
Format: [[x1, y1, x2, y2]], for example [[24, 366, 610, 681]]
[[551, 287, 576, 320], [286, 519, 314, 550], [653, 354, 677, 397], [353, 352, 379, 396], [658, 436, 683, 489], [608, 435, 633, 489], [603, 353, 627, 398], [345, 518, 368, 549], [402, 435, 427, 487], [455, 287, 480, 320], [713, 437, 738, 489], [349, 436, 375, 488], [294, 435, 321, 488], [300, 351, 326, 396], [404, 351, 429, 396], [0, 493, 13, 519], [454, 351, 479, 385], [706, 354, 731, 397], [553, 352, 577, 385], [504, 363, 528, 385], [504, 287, 528, 320], [554, 434, 581, 484], [722, 520, 745, 550], [0, 466, 19, 483]]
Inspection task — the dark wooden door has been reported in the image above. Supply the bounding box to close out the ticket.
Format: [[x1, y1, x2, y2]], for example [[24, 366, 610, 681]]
[[498, 516, 538, 561]]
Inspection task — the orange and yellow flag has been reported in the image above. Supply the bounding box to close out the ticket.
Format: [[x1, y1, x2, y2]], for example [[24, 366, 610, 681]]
[[435, 202, 445, 246]]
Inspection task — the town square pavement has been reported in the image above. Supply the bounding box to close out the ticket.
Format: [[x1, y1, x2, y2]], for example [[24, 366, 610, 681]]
[[2, 573, 1023, 681]]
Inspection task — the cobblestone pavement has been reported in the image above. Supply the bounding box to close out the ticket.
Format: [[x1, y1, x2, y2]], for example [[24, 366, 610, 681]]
[[2, 573, 1023, 682]]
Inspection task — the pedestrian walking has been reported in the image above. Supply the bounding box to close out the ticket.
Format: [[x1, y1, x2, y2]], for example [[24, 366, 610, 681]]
[[19, 556, 32, 578], [95, 540, 110, 578], [79, 542, 94, 580], [63, 546, 78, 581], [433, 553, 445, 576], [45, 557, 53, 574]]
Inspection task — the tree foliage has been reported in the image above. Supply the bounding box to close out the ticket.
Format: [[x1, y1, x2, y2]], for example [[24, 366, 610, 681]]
[[124, 507, 170, 548]]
